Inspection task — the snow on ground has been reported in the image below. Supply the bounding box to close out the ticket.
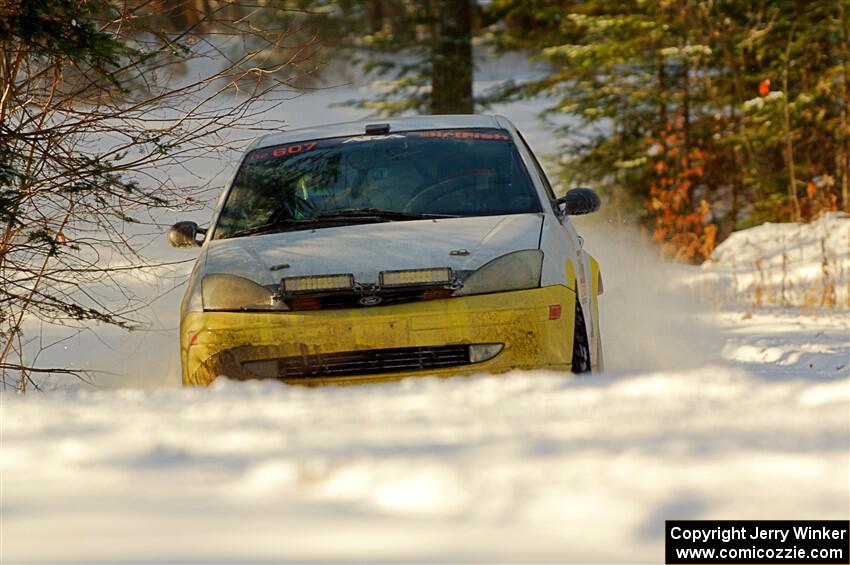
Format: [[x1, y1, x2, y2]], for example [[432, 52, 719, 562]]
[[2, 310, 847, 563], [701, 212, 850, 308]]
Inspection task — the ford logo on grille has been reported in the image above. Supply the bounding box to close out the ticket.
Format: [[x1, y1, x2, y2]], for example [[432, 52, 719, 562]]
[[359, 295, 382, 306]]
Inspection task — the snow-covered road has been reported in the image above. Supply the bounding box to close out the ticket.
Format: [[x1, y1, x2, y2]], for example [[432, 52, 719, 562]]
[[3, 308, 847, 563]]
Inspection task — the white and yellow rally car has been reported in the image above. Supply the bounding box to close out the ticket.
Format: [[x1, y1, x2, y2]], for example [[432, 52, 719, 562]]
[[169, 115, 603, 386]]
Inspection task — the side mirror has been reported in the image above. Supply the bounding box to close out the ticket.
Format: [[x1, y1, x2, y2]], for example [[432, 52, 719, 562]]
[[556, 188, 601, 216], [168, 221, 206, 248]]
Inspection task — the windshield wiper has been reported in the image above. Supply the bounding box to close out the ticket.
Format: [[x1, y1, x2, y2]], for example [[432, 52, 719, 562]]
[[224, 209, 457, 239], [315, 208, 458, 221], [224, 218, 322, 238]]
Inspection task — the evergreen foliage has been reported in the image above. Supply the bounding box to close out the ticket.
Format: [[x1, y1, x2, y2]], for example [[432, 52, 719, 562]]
[[487, 0, 850, 260]]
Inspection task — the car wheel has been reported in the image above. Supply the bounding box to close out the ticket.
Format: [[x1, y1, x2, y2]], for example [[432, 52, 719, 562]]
[[571, 299, 591, 374]]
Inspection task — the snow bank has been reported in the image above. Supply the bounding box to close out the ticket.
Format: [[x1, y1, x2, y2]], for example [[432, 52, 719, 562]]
[[700, 212, 850, 308]]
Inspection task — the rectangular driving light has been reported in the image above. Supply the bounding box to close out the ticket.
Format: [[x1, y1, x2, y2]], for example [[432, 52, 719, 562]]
[[380, 267, 452, 288], [282, 274, 354, 295]]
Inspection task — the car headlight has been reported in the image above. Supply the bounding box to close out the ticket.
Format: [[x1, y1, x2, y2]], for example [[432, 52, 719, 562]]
[[454, 249, 543, 297], [181, 266, 204, 315], [202, 273, 285, 311]]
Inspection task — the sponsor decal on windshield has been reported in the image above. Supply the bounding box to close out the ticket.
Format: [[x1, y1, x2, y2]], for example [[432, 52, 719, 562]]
[[246, 129, 510, 162], [410, 130, 511, 141]]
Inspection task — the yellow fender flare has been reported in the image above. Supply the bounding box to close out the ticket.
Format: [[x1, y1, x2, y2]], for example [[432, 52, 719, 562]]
[[586, 254, 604, 371]]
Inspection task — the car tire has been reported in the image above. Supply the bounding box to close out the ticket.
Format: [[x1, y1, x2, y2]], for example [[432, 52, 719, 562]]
[[571, 299, 591, 374]]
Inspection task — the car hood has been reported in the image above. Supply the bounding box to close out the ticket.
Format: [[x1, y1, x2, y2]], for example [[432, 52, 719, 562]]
[[202, 213, 544, 285]]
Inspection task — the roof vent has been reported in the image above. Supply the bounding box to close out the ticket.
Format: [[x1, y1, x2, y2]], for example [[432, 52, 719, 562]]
[[365, 123, 390, 135]]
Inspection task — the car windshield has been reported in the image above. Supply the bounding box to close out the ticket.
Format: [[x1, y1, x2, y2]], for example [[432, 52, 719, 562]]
[[214, 128, 542, 239]]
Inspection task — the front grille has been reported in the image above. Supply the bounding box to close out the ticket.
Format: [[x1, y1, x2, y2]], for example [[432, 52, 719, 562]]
[[243, 345, 471, 379], [283, 287, 454, 310]]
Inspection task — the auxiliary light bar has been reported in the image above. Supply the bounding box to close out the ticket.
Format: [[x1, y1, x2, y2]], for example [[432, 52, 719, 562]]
[[380, 267, 452, 288], [282, 274, 355, 294]]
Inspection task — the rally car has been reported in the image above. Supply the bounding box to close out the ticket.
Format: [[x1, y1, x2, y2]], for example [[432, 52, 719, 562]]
[[169, 114, 603, 386]]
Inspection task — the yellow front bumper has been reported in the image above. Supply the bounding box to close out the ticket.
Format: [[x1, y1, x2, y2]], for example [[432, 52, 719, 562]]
[[181, 285, 577, 386]]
